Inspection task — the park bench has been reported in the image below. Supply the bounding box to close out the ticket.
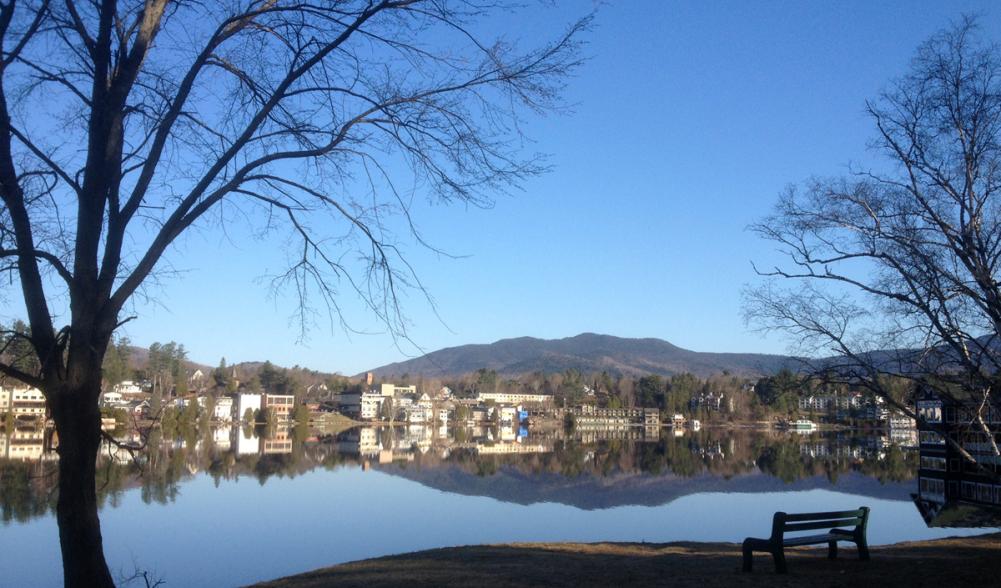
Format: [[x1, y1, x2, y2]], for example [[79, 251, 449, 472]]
[[741, 506, 870, 573]]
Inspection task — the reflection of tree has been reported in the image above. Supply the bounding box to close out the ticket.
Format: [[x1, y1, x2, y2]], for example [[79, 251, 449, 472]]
[[0, 429, 921, 526], [756, 440, 808, 483], [0, 460, 55, 523]]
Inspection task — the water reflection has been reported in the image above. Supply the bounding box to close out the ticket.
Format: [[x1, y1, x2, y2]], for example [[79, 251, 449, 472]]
[[4, 420, 1001, 587], [0, 420, 962, 525]]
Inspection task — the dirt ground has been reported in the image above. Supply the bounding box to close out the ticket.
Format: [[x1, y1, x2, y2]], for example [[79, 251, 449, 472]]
[[252, 533, 1001, 587]]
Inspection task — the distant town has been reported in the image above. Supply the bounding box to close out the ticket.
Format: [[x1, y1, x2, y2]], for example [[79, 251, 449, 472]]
[[2, 341, 996, 535], [0, 336, 928, 464]]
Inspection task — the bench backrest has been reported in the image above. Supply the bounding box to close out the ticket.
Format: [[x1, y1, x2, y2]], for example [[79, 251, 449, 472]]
[[770, 507, 869, 540]]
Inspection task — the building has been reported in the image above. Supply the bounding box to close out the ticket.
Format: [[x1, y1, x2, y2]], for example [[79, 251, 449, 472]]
[[236, 393, 262, 421], [797, 392, 865, 413], [912, 388, 1001, 525], [570, 405, 659, 429], [0, 386, 48, 420], [125, 399, 150, 418], [690, 391, 724, 411], [372, 383, 415, 397], [214, 397, 234, 421], [476, 392, 553, 405], [100, 390, 125, 406], [264, 393, 295, 420], [339, 392, 388, 420], [112, 380, 146, 399]]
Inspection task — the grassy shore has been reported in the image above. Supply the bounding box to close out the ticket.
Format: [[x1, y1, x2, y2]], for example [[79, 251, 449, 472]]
[[253, 533, 1001, 587]]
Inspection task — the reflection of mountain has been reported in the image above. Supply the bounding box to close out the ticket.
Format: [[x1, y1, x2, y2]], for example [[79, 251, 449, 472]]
[[367, 333, 798, 378], [375, 465, 914, 510]]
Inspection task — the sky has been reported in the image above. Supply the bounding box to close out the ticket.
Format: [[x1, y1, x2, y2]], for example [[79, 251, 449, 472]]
[[10, 1, 1001, 375]]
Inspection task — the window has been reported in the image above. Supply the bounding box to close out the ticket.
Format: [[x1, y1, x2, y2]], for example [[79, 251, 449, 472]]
[[918, 401, 943, 423], [921, 456, 947, 471], [920, 431, 945, 445], [920, 477, 945, 497]]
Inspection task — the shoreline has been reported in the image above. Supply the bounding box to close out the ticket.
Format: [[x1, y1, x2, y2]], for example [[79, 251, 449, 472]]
[[252, 533, 1001, 587]]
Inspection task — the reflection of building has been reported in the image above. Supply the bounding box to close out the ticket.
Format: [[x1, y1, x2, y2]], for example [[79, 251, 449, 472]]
[[336, 427, 383, 457], [262, 425, 293, 454], [213, 426, 232, 451], [912, 389, 1001, 526], [1, 426, 53, 461], [233, 426, 260, 455], [476, 442, 550, 455]]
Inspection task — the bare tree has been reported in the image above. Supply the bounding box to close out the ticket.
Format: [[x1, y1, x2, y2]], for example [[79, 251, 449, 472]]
[[0, 1, 588, 586], [746, 18, 1001, 464]]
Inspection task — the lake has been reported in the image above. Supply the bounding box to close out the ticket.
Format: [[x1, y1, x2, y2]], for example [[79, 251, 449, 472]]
[[1, 423, 997, 587]]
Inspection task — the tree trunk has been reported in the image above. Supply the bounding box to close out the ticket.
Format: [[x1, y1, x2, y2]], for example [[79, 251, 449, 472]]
[[52, 387, 115, 588]]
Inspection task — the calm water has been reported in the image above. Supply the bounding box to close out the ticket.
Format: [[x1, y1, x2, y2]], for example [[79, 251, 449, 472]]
[[0, 424, 997, 587]]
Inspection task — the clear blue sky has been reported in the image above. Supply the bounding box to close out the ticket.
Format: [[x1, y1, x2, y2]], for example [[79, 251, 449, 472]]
[[36, 1, 1001, 374]]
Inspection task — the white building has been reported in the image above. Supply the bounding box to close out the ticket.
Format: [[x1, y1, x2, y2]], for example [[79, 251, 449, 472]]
[[377, 383, 417, 397], [340, 392, 389, 420], [100, 391, 125, 406], [1, 387, 47, 419], [112, 381, 145, 396], [498, 406, 518, 425], [214, 397, 234, 421], [476, 392, 553, 405], [236, 393, 262, 421]]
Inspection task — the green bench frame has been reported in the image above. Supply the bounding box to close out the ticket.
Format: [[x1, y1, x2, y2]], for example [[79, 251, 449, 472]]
[[742, 507, 870, 573]]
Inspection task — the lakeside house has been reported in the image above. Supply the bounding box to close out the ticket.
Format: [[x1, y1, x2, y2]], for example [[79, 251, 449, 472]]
[[475, 391, 552, 405], [236, 393, 262, 421], [213, 397, 234, 421], [0, 386, 48, 421], [263, 393, 295, 420], [912, 388, 1001, 525]]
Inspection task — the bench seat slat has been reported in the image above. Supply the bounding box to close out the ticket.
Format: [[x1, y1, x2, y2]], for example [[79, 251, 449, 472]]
[[781, 509, 865, 522], [783, 518, 862, 532], [782, 533, 839, 546]]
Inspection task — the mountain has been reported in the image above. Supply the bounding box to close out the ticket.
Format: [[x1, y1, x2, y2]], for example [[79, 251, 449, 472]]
[[367, 333, 798, 379], [376, 464, 913, 511]]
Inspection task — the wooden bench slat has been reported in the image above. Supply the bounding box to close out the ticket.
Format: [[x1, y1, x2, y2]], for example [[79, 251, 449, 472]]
[[781, 533, 838, 546], [781, 509, 865, 522], [783, 518, 862, 532]]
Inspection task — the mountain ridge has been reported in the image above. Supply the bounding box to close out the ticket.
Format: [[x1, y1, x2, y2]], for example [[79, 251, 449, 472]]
[[366, 332, 798, 379]]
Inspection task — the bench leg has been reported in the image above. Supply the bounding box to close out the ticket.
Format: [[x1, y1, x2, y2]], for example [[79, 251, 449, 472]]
[[773, 549, 787, 574], [857, 538, 870, 561], [828, 540, 838, 559], [741, 541, 753, 572]]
